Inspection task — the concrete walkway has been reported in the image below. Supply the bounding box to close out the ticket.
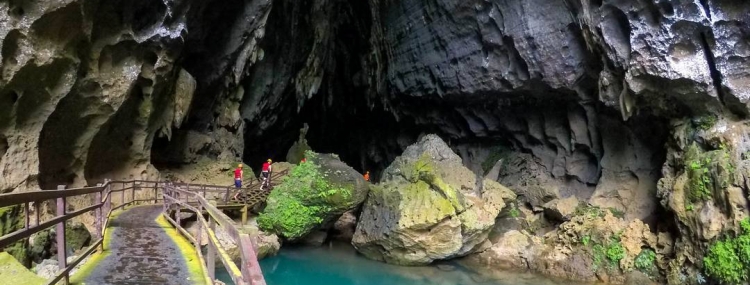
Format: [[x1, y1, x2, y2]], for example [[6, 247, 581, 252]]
[[73, 205, 206, 285]]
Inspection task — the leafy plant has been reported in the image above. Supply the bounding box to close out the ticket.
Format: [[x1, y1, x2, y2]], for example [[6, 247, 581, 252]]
[[635, 249, 657, 273], [695, 115, 718, 131], [581, 235, 591, 246], [509, 203, 520, 218], [607, 207, 625, 218], [704, 219, 750, 284], [606, 240, 626, 265]]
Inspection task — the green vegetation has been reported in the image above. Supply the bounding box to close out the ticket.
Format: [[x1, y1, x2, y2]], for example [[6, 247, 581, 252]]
[[581, 235, 591, 246], [684, 143, 734, 206], [508, 203, 520, 218], [607, 207, 625, 219], [574, 204, 624, 219], [586, 233, 626, 271], [0, 206, 29, 266], [635, 249, 657, 274], [606, 240, 626, 264], [481, 146, 511, 174], [694, 115, 718, 131], [406, 154, 464, 211], [0, 252, 44, 285], [258, 152, 352, 239], [704, 219, 750, 284]]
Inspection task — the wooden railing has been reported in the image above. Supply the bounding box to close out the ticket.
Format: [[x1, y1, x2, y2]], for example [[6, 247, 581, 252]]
[[0, 178, 274, 285], [0, 180, 163, 285], [163, 183, 266, 285]]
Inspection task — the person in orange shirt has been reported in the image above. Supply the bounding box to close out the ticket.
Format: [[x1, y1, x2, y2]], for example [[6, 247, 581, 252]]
[[363, 171, 370, 182]]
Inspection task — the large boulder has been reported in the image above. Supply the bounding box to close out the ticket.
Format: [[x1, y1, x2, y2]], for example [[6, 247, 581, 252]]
[[258, 151, 369, 240], [352, 134, 516, 265]]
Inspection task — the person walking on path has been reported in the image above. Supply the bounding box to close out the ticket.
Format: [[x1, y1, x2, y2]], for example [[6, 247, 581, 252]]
[[261, 159, 273, 190], [364, 171, 370, 182], [234, 164, 243, 188]]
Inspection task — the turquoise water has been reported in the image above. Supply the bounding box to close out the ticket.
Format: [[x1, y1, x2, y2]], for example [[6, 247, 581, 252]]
[[217, 242, 578, 285]]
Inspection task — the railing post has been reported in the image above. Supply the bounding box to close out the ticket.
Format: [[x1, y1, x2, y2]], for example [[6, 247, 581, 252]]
[[103, 179, 111, 251], [224, 187, 230, 204], [121, 183, 125, 208], [24, 202, 29, 229], [131, 181, 136, 204], [153, 182, 158, 204], [207, 217, 216, 280], [56, 185, 68, 285], [34, 201, 40, 226], [95, 183, 103, 241]]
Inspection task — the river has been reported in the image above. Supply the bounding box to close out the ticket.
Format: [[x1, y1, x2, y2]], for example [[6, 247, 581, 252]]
[[216, 242, 580, 285]]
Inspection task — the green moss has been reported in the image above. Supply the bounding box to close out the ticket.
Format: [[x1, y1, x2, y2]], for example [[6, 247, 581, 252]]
[[704, 219, 750, 284], [0, 206, 29, 267], [684, 143, 734, 206], [0, 252, 44, 285], [405, 154, 464, 211], [695, 115, 718, 131], [258, 151, 352, 239]]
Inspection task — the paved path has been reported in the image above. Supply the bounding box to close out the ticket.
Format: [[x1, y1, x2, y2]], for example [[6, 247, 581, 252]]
[[77, 205, 205, 285]]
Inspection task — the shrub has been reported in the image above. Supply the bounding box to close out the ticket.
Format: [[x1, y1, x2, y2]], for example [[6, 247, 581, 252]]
[[704, 219, 750, 284], [635, 249, 657, 273], [606, 241, 626, 265]]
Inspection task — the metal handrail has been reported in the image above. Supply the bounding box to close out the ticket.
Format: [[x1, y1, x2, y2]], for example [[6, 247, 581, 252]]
[[163, 184, 266, 285], [0, 177, 272, 285]]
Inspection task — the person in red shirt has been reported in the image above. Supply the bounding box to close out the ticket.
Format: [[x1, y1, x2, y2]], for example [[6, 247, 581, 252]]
[[364, 171, 370, 182], [234, 164, 243, 188], [261, 159, 272, 181], [301, 157, 307, 164]]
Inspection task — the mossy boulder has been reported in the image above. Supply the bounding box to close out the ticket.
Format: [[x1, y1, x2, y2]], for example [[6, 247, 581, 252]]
[[258, 151, 368, 240], [352, 134, 516, 265]]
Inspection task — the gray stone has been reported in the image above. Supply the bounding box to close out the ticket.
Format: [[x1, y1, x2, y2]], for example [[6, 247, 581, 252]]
[[352, 135, 516, 265]]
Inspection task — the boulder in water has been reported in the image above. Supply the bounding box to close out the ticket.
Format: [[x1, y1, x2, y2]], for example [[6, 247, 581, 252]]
[[258, 151, 369, 240], [352, 134, 516, 265]]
